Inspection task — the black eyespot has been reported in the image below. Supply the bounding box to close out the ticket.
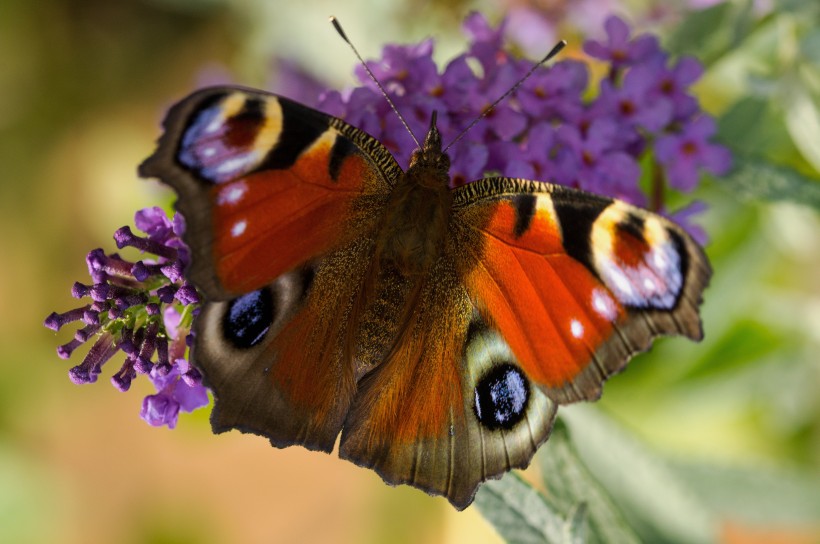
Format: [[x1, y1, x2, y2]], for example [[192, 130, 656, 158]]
[[474, 363, 530, 430], [222, 288, 273, 349]]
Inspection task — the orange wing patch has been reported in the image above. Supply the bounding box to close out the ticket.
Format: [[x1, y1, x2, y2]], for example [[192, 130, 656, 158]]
[[210, 144, 375, 295], [458, 191, 626, 390]]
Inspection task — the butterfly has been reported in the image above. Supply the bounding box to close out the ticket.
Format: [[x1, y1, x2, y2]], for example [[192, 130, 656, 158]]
[[139, 85, 710, 509]]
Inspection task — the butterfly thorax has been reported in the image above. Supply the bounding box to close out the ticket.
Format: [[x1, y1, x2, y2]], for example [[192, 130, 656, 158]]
[[374, 117, 453, 277]]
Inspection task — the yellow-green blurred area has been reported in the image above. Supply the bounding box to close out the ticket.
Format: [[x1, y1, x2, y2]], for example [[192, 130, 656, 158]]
[[3, 0, 819, 542]]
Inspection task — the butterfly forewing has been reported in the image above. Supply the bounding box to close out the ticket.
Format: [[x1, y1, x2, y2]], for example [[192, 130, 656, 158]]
[[452, 177, 710, 403], [138, 86, 399, 300]]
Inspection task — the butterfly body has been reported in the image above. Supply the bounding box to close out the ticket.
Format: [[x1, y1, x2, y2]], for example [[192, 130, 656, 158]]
[[140, 86, 710, 509], [372, 115, 451, 277]]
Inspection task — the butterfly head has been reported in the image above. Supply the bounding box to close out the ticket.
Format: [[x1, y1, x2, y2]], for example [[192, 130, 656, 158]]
[[408, 111, 450, 186]]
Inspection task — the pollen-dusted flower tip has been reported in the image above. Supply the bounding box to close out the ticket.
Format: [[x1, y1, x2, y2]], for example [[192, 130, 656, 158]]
[[45, 206, 207, 427]]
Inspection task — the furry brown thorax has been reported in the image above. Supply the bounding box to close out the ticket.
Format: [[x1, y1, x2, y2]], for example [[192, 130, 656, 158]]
[[375, 114, 453, 277]]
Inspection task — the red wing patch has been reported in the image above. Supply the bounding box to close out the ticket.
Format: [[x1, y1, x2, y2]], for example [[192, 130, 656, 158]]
[[209, 146, 379, 295], [462, 195, 624, 388], [139, 87, 397, 300]]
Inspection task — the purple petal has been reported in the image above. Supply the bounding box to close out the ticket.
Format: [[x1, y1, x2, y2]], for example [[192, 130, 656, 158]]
[[487, 106, 527, 140], [270, 57, 328, 107], [134, 207, 173, 241], [583, 40, 611, 61], [654, 133, 679, 163], [173, 379, 210, 412], [604, 16, 630, 47], [668, 156, 700, 191], [463, 11, 499, 42], [673, 57, 704, 86], [668, 200, 710, 245], [634, 98, 674, 132], [450, 141, 489, 185], [700, 144, 733, 175], [628, 35, 661, 63], [604, 152, 641, 184], [687, 115, 717, 139], [505, 8, 556, 58], [140, 392, 180, 429]]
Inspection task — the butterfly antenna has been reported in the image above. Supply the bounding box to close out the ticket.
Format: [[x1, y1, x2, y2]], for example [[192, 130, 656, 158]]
[[330, 16, 421, 148], [443, 40, 567, 153]]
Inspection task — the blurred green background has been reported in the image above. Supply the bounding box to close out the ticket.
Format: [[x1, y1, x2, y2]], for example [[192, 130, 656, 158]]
[[4, 0, 819, 542]]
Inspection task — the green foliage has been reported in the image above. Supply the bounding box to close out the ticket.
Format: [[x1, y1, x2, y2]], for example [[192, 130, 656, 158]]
[[477, 408, 820, 543], [720, 155, 820, 209], [475, 472, 576, 543], [537, 422, 641, 544], [666, 1, 756, 64]]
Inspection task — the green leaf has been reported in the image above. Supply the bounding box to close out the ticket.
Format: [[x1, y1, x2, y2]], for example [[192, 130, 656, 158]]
[[782, 76, 820, 172], [718, 155, 820, 209], [716, 97, 792, 158], [474, 473, 572, 544], [670, 460, 820, 524], [561, 406, 717, 544], [665, 1, 754, 64], [674, 319, 789, 382], [665, 2, 732, 59], [564, 503, 590, 544], [799, 28, 820, 65], [538, 421, 641, 544]]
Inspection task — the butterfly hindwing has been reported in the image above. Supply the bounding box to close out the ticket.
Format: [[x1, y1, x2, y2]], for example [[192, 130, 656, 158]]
[[453, 177, 711, 403], [194, 239, 374, 452], [338, 249, 558, 509]]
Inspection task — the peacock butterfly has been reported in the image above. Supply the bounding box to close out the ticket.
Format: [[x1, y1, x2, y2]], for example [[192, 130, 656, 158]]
[[138, 80, 710, 509]]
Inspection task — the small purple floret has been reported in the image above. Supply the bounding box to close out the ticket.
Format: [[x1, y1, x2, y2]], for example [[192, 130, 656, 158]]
[[115, 225, 179, 260], [69, 365, 95, 385], [71, 282, 91, 299], [57, 338, 82, 359], [44, 306, 89, 331], [74, 323, 101, 343], [157, 285, 176, 303], [140, 393, 181, 429], [175, 283, 199, 305], [160, 261, 184, 283], [111, 367, 135, 392], [83, 309, 100, 325], [131, 261, 154, 282]]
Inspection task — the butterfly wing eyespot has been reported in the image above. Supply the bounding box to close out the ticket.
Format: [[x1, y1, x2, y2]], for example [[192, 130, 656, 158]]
[[453, 177, 711, 404]]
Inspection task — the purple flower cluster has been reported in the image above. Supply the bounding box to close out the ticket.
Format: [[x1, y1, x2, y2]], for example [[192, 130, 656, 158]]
[[314, 13, 730, 241], [44, 207, 208, 428]]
